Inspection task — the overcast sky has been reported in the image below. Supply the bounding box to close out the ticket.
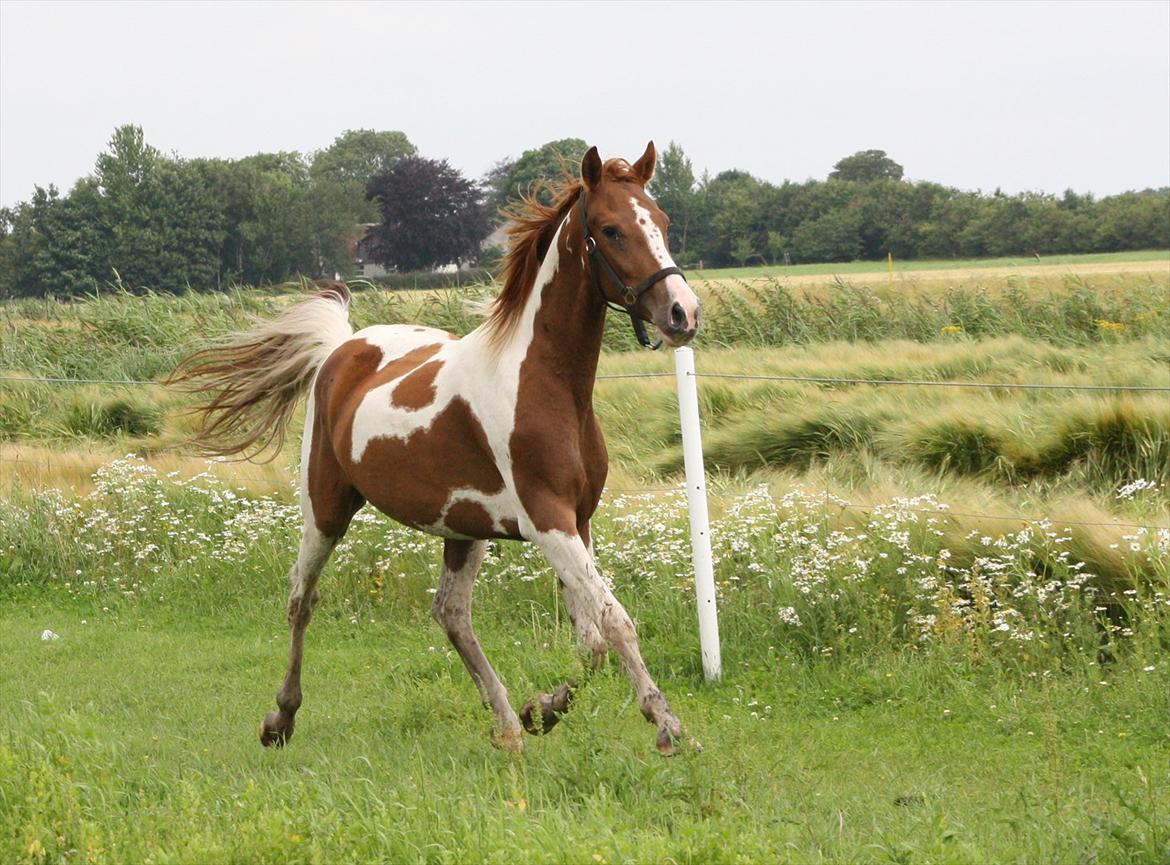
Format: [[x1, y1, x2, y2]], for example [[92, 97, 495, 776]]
[[2, 0, 1168, 208]]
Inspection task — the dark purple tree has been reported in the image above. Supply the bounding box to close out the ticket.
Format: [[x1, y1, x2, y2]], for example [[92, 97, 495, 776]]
[[365, 157, 490, 272]]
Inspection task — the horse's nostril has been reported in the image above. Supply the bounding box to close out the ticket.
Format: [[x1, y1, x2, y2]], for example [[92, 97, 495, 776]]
[[670, 302, 686, 330]]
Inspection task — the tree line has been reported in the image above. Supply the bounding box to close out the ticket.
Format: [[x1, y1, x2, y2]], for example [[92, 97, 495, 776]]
[[1, 127, 1166, 298]]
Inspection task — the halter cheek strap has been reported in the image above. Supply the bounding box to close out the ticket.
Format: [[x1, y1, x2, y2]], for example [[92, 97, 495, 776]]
[[578, 192, 684, 349]]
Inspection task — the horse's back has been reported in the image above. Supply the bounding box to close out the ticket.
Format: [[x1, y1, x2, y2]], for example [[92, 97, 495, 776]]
[[351, 324, 456, 367]]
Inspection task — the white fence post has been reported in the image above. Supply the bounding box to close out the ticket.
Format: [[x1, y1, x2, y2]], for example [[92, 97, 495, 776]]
[[673, 347, 721, 681]]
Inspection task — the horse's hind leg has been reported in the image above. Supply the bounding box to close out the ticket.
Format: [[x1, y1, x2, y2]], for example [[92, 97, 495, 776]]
[[432, 539, 524, 752], [260, 524, 341, 746], [261, 395, 362, 747]]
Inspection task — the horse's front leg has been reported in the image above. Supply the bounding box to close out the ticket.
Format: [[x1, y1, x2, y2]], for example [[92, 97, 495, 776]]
[[557, 527, 610, 671], [534, 528, 689, 755], [432, 539, 524, 752]]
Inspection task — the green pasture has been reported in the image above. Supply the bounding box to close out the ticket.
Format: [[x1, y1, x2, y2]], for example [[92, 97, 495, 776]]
[[690, 249, 1170, 281], [2, 260, 1168, 863], [2, 601, 1166, 865]]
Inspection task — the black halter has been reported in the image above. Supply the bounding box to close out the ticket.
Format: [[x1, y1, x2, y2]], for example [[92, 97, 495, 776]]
[[578, 191, 685, 349]]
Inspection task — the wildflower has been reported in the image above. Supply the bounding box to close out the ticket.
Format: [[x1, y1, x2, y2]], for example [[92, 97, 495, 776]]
[[1116, 479, 1158, 500], [940, 324, 963, 335]]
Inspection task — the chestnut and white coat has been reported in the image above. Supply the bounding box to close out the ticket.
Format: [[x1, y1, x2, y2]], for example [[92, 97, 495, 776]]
[[172, 143, 701, 755]]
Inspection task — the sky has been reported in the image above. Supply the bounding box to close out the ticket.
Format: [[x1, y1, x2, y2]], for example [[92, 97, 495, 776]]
[[1, 0, 1168, 208]]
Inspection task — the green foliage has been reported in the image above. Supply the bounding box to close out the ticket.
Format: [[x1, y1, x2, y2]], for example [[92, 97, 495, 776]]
[[651, 141, 1169, 268], [3, 131, 1168, 298], [648, 141, 697, 258], [0, 125, 385, 297], [790, 210, 862, 263], [484, 137, 587, 217], [829, 148, 905, 182], [309, 129, 416, 188]]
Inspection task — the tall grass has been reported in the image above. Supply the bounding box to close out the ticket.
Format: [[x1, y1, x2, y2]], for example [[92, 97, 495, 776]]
[[1, 457, 1165, 664], [700, 276, 1169, 348], [3, 275, 1167, 384]]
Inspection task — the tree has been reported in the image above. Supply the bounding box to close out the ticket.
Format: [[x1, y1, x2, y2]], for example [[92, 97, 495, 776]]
[[791, 211, 863, 263], [310, 130, 417, 188], [648, 141, 697, 259], [484, 137, 587, 217], [829, 149, 904, 183], [0, 182, 111, 296], [93, 125, 225, 291], [365, 157, 489, 271], [697, 170, 770, 267]]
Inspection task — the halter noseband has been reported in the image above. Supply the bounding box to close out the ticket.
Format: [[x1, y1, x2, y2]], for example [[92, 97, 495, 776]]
[[578, 191, 684, 349]]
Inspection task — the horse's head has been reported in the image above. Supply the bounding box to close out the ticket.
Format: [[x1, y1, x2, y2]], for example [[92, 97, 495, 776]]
[[579, 142, 701, 347]]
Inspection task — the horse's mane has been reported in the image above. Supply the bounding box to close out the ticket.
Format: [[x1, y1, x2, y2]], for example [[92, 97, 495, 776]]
[[482, 158, 641, 346]]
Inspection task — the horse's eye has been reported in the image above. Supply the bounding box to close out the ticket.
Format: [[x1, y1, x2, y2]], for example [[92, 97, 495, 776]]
[[602, 226, 621, 241]]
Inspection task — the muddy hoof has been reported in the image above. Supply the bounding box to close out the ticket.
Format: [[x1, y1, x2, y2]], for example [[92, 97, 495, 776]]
[[520, 681, 575, 735], [491, 727, 525, 754], [656, 725, 702, 757], [260, 711, 294, 748]]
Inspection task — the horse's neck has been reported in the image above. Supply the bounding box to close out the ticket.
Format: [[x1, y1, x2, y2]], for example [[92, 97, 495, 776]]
[[512, 217, 607, 410]]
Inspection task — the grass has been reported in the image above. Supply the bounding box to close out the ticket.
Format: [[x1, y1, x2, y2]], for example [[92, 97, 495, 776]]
[[2, 258, 1167, 383], [2, 256, 1169, 862], [1, 465, 1167, 863], [690, 249, 1170, 281], [3, 601, 1166, 864]]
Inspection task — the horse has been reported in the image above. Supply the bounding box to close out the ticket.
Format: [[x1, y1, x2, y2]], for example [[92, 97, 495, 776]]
[[169, 142, 702, 755]]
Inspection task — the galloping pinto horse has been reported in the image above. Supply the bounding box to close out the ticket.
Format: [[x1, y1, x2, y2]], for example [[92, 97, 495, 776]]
[[170, 143, 701, 755]]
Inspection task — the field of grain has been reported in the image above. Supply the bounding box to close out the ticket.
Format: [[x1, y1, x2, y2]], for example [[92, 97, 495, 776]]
[[2, 253, 1167, 863]]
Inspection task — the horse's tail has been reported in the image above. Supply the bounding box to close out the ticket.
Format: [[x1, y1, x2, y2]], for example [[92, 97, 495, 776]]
[[167, 282, 354, 461]]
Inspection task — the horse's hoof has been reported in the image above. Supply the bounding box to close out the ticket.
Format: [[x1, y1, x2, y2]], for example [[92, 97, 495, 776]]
[[260, 711, 293, 748], [520, 681, 575, 735], [491, 727, 525, 754], [656, 725, 700, 757]]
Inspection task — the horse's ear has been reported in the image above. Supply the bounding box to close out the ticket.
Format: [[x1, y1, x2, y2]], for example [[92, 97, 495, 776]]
[[581, 146, 603, 190], [632, 141, 656, 185]]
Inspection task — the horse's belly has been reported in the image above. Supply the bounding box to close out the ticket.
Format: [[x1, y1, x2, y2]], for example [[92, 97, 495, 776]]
[[341, 394, 522, 541], [353, 455, 522, 540]]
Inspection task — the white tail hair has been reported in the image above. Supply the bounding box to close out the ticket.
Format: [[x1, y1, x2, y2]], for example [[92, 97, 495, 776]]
[[168, 283, 354, 460]]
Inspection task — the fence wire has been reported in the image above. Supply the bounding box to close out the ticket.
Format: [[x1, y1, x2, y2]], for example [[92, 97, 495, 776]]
[[3, 371, 1168, 392]]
